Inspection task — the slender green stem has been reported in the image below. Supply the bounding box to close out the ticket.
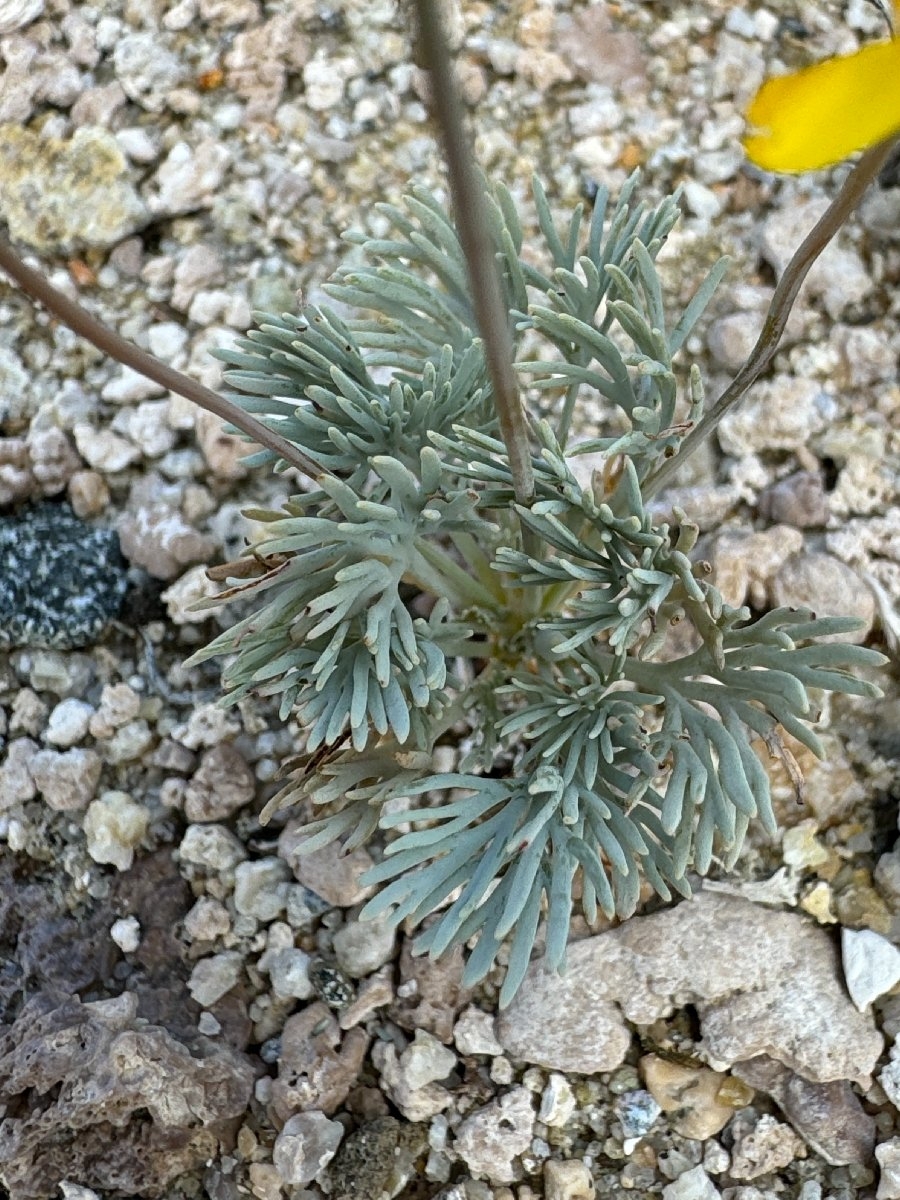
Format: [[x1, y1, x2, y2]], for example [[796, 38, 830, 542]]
[[412, 0, 534, 510], [556, 378, 583, 448], [410, 540, 500, 610], [0, 231, 329, 481], [643, 136, 898, 501], [449, 531, 505, 598]]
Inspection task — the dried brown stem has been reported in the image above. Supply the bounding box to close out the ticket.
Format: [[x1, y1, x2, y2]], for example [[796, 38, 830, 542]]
[[644, 136, 898, 501], [412, 0, 534, 508], [0, 234, 326, 481]]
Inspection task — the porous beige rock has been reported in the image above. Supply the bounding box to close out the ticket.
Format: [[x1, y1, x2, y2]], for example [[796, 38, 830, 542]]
[[27, 427, 80, 496], [0, 990, 253, 1199], [498, 892, 883, 1085], [270, 1002, 369, 1121], [453, 1086, 535, 1184], [543, 1158, 594, 1200]]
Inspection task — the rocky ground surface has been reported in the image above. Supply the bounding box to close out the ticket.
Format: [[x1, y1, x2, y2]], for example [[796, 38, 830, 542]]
[[0, 0, 899, 1198]]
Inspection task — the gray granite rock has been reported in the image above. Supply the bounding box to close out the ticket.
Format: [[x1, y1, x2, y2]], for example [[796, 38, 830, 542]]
[[0, 504, 128, 649]]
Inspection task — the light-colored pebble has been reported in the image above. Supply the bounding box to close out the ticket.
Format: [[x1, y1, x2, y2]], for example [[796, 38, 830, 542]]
[[0, 737, 38, 807], [399, 1030, 456, 1092], [68, 470, 110, 517], [333, 914, 396, 978], [73, 425, 141, 472], [104, 718, 154, 764], [44, 698, 93, 747], [179, 823, 247, 871], [539, 1074, 577, 1128], [27, 649, 93, 697], [183, 896, 231, 943], [454, 1006, 503, 1058], [184, 743, 255, 822], [642, 1055, 734, 1140], [10, 688, 47, 735], [150, 138, 231, 216], [188, 950, 243, 1006], [273, 1111, 344, 1186], [877, 1138, 900, 1200], [842, 927, 900, 1011], [234, 857, 291, 922], [82, 790, 149, 870], [89, 683, 141, 739], [110, 915, 141, 953], [0, 0, 43, 34], [161, 564, 224, 624], [373, 1040, 453, 1123], [266, 948, 314, 1001], [113, 31, 186, 111], [57, 1183, 100, 1200], [661, 1165, 721, 1200]]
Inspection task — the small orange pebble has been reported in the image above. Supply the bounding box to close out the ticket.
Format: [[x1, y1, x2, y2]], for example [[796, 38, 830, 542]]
[[617, 142, 644, 170], [67, 259, 96, 287], [196, 67, 225, 92]]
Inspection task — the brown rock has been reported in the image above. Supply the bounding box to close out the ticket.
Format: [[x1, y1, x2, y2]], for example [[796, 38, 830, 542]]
[[184, 743, 255, 822], [0, 990, 253, 1200], [278, 823, 374, 907], [734, 1055, 876, 1167], [390, 937, 473, 1045]]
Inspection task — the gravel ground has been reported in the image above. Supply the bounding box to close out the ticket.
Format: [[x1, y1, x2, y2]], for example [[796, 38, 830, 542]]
[[0, 2, 899, 1199]]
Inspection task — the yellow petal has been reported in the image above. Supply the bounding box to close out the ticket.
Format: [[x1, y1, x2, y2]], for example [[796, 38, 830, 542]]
[[743, 38, 900, 172]]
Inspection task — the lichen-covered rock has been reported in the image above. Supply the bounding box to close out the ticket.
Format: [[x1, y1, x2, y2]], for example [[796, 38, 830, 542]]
[[0, 990, 253, 1199], [0, 504, 129, 649], [327, 1116, 426, 1200], [0, 124, 147, 252]]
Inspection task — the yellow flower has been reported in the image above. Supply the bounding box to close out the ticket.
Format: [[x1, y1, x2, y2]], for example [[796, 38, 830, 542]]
[[743, 5, 900, 172]]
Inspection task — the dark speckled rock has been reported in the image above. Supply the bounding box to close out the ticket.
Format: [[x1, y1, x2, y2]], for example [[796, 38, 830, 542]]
[[0, 503, 128, 649]]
